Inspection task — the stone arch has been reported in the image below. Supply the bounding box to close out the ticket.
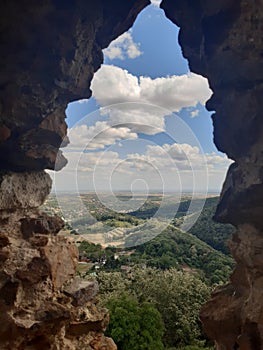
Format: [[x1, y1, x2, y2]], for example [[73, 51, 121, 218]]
[[0, 0, 263, 348]]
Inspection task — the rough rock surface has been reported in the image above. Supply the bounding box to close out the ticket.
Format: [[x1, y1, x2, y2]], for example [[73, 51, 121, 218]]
[[0, 0, 149, 349], [0, 0, 149, 172], [0, 172, 117, 349], [161, 0, 263, 348]]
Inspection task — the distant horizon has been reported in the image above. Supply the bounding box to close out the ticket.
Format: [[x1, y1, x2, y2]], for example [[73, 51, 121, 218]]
[[50, 189, 220, 195]]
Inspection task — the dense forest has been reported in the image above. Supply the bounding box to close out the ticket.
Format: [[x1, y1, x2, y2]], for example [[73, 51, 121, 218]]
[[79, 223, 234, 285], [128, 225, 234, 284], [188, 197, 234, 255], [97, 268, 213, 350]]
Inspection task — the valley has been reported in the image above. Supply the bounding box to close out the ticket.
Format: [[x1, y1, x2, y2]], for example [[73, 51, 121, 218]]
[[41, 193, 235, 349]]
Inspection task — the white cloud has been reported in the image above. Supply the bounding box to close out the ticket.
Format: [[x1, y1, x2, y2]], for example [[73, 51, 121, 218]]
[[91, 65, 140, 105], [190, 109, 199, 118], [68, 62, 212, 151], [104, 32, 142, 61], [139, 74, 211, 112], [91, 65, 212, 135], [77, 99, 89, 104], [101, 104, 165, 135], [56, 65, 224, 192], [126, 143, 231, 173], [92, 65, 211, 111], [68, 122, 137, 150], [205, 152, 232, 170], [54, 142, 232, 192], [151, 0, 162, 6]]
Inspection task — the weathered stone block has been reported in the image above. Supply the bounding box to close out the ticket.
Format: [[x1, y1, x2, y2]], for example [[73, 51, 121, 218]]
[[0, 172, 52, 209]]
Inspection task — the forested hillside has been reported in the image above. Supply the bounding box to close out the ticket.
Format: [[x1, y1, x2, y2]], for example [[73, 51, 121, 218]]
[[128, 225, 234, 284], [188, 197, 234, 255]]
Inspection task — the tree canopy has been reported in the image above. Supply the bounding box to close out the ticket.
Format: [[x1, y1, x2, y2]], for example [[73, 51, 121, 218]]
[[97, 267, 211, 348], [106, 294, 165, 350]]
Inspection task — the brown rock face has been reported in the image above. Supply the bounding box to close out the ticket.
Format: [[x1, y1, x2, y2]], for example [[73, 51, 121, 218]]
[[0, 172, 117, 349], [0, 0, 149, 349], [161, 0, 263, 348], [0, 0, 149, 172]]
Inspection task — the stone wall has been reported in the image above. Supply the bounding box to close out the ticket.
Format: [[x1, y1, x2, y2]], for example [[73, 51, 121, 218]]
[[161, 0, 263, 348], [0, 1, 149, 349]]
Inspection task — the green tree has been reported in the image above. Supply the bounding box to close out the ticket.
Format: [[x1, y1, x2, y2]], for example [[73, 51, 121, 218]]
[[106, 294, 165, 350], [130, 268, 210, 347], [97, 268, 211, 348], [96, 271, 130, 300]]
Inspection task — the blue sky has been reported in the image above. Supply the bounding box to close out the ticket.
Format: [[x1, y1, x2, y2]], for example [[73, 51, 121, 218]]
[[54, 1, 231, 193]]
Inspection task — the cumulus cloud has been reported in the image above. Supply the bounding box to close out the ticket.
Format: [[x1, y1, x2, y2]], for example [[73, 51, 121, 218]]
[[139, 74, 211, 111], [92, 65, 212, 111], [68, 122, 137, 150], [101, 104, 165, 135], [69, 61, 212, 149], [103, 32, 142, 60], [70, 144, 194, 173], [54, 142, 231, 192], [91, 65, 140, 105], [56, 65, 221, 191], [205, 152, 232, 171], [90, 65, 212, 135], [126, 143, 229, 173]]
